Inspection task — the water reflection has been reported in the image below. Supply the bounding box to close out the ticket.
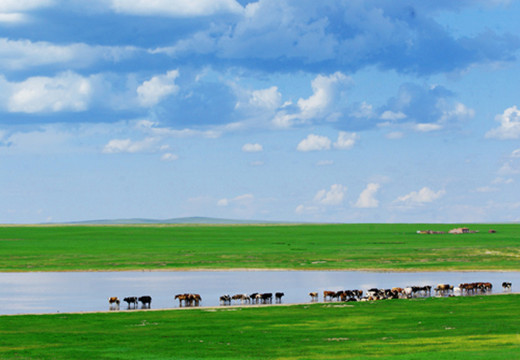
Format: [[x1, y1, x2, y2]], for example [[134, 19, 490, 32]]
[[0, 271, 517, 315]]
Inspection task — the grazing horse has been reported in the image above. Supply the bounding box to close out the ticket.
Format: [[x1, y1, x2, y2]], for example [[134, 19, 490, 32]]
[[309, 292, 318, 302], [188, 294, 202, 306], [138, 296, 152, 308], [275, 292, 284, 303], [108, 297, 120, 309], [175, 293, 189, 306], [123, 296, 138, 308], [323, 291, 336, 301], [232, 294, 251, 304], [260, 293, 273, 304], [220, 294, 231, 305], [434, 284, 454, 296], [502, 282, 512, 291], [412, 286, 431, 297], [249, 293, 260, 304]]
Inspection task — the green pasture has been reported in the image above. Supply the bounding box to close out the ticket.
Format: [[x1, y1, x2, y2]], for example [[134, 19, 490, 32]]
[[1, 294, 519, 359], [0, 223, 519, 271]]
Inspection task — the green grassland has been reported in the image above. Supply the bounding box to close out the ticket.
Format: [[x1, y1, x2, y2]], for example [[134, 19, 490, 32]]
[[0, 223, 519, 271], [1, 295, 519, 359]]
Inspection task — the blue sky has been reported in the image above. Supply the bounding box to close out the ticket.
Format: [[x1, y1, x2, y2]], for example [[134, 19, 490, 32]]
[[1, 0, 520, 223]]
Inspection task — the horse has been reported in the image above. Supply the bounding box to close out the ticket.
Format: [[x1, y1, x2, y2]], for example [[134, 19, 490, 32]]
[[232, 294, 251, 304], [323, 290, 336, 301], [174, 293, 189, 306], [123, 296, 138, 309], [220, 294, 231, 305], [138, 295, 152, 308], [108, 297, 120, 309], [275, 292, 284, 303]]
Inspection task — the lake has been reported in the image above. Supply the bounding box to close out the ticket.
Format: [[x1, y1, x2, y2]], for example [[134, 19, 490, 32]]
[[0, 270, 517, 315]]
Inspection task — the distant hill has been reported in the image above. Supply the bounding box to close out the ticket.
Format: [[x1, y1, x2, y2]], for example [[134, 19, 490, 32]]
[[62, 217, 280, 225]]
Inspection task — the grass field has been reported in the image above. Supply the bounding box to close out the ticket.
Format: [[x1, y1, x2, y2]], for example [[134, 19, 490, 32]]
[[1, 294, 519, 359], [0, 223, 519, 271]]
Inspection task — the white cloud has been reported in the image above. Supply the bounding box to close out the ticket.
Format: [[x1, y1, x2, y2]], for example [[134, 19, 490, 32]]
[[0, 13, 27, 23], [242, 143, 263, 152], [485, 106, 520, 139], [272, 72, 350, 128], [355, 183, 380, 208], [0, 38, 137, 70], [314, 184, 346, 206], [8, 72, 93, 113], [102, 137, 158, 154], [396, 187, 446, 205], [0, 0, 53, 12], [297, 134, 331, 152], [161, 153, 178, 161], [297, 72, 349, 120], [414, 123, 442, 132], [438, 102, 475, 124], [109, 0, 243, 17], [333, 131, 358, 150], [137, 70, 179, 107], [295, 204, 319, 215], [247, 86, 281, 110], [380, 110, 406, 121], [217, 193, 254, 207]]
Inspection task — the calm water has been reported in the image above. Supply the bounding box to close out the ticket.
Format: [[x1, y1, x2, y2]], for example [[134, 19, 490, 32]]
[[0, 271, 517, 315]]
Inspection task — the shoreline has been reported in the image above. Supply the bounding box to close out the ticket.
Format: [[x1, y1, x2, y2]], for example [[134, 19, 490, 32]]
[[2, 267, 520, 274], [2, 292, 518, 318]]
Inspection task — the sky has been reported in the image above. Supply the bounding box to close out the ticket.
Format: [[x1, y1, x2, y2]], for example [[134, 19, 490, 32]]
[[1, 0, 520, 224]]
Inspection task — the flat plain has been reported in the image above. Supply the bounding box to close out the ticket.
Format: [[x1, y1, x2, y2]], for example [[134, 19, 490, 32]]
[[1, 223, 519, 359], [1, 295, 519, 359], [0, 223, 519, 271]]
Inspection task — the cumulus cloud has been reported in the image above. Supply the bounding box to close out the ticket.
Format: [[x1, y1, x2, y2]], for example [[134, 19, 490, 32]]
[[333, 131, 358, 150], [109, 0, 243, 17], [378, 83, 474, 132], [137, 70, 180, 107], [7, 71, 93, 113], [159, 0, 520, 75], [355, 183, 380, 208], [0, 38, 137, 70], [273, 72, 350, 128], [485, 106, 520, 139], [245, 86, 282, 110], [217, 193, 254, 207], [297, 134, 331, 152], [0, 0, 53, 23], [161, 153, 178, 161], [396, 187, 446, 205], [102, 137, 158, 154], [242, 143, 263, 152], [314, 184, 346, 206]]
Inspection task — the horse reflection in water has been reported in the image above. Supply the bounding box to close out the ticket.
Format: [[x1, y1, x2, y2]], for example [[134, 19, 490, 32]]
[[174, 293, 202, 307]]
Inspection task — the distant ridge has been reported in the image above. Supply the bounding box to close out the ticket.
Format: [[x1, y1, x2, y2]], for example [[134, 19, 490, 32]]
[[62, 217, 280, 225]]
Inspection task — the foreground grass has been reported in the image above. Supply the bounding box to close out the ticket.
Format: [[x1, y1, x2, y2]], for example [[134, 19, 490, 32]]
[[1, 295, 519, 359], [1, 223, 519, 271]]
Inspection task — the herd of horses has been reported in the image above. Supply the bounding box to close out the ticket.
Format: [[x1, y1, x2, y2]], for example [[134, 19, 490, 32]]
[[219, 292, 285, 305], [108, 281, 512, 310]]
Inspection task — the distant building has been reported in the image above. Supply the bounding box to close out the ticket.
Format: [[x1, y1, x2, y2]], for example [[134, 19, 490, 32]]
[[449, 227, 470, 234]]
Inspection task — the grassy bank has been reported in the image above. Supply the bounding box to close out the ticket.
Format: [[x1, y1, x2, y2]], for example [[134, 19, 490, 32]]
[[1, 223, 519, 271], [1, 294, 519, 359]]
